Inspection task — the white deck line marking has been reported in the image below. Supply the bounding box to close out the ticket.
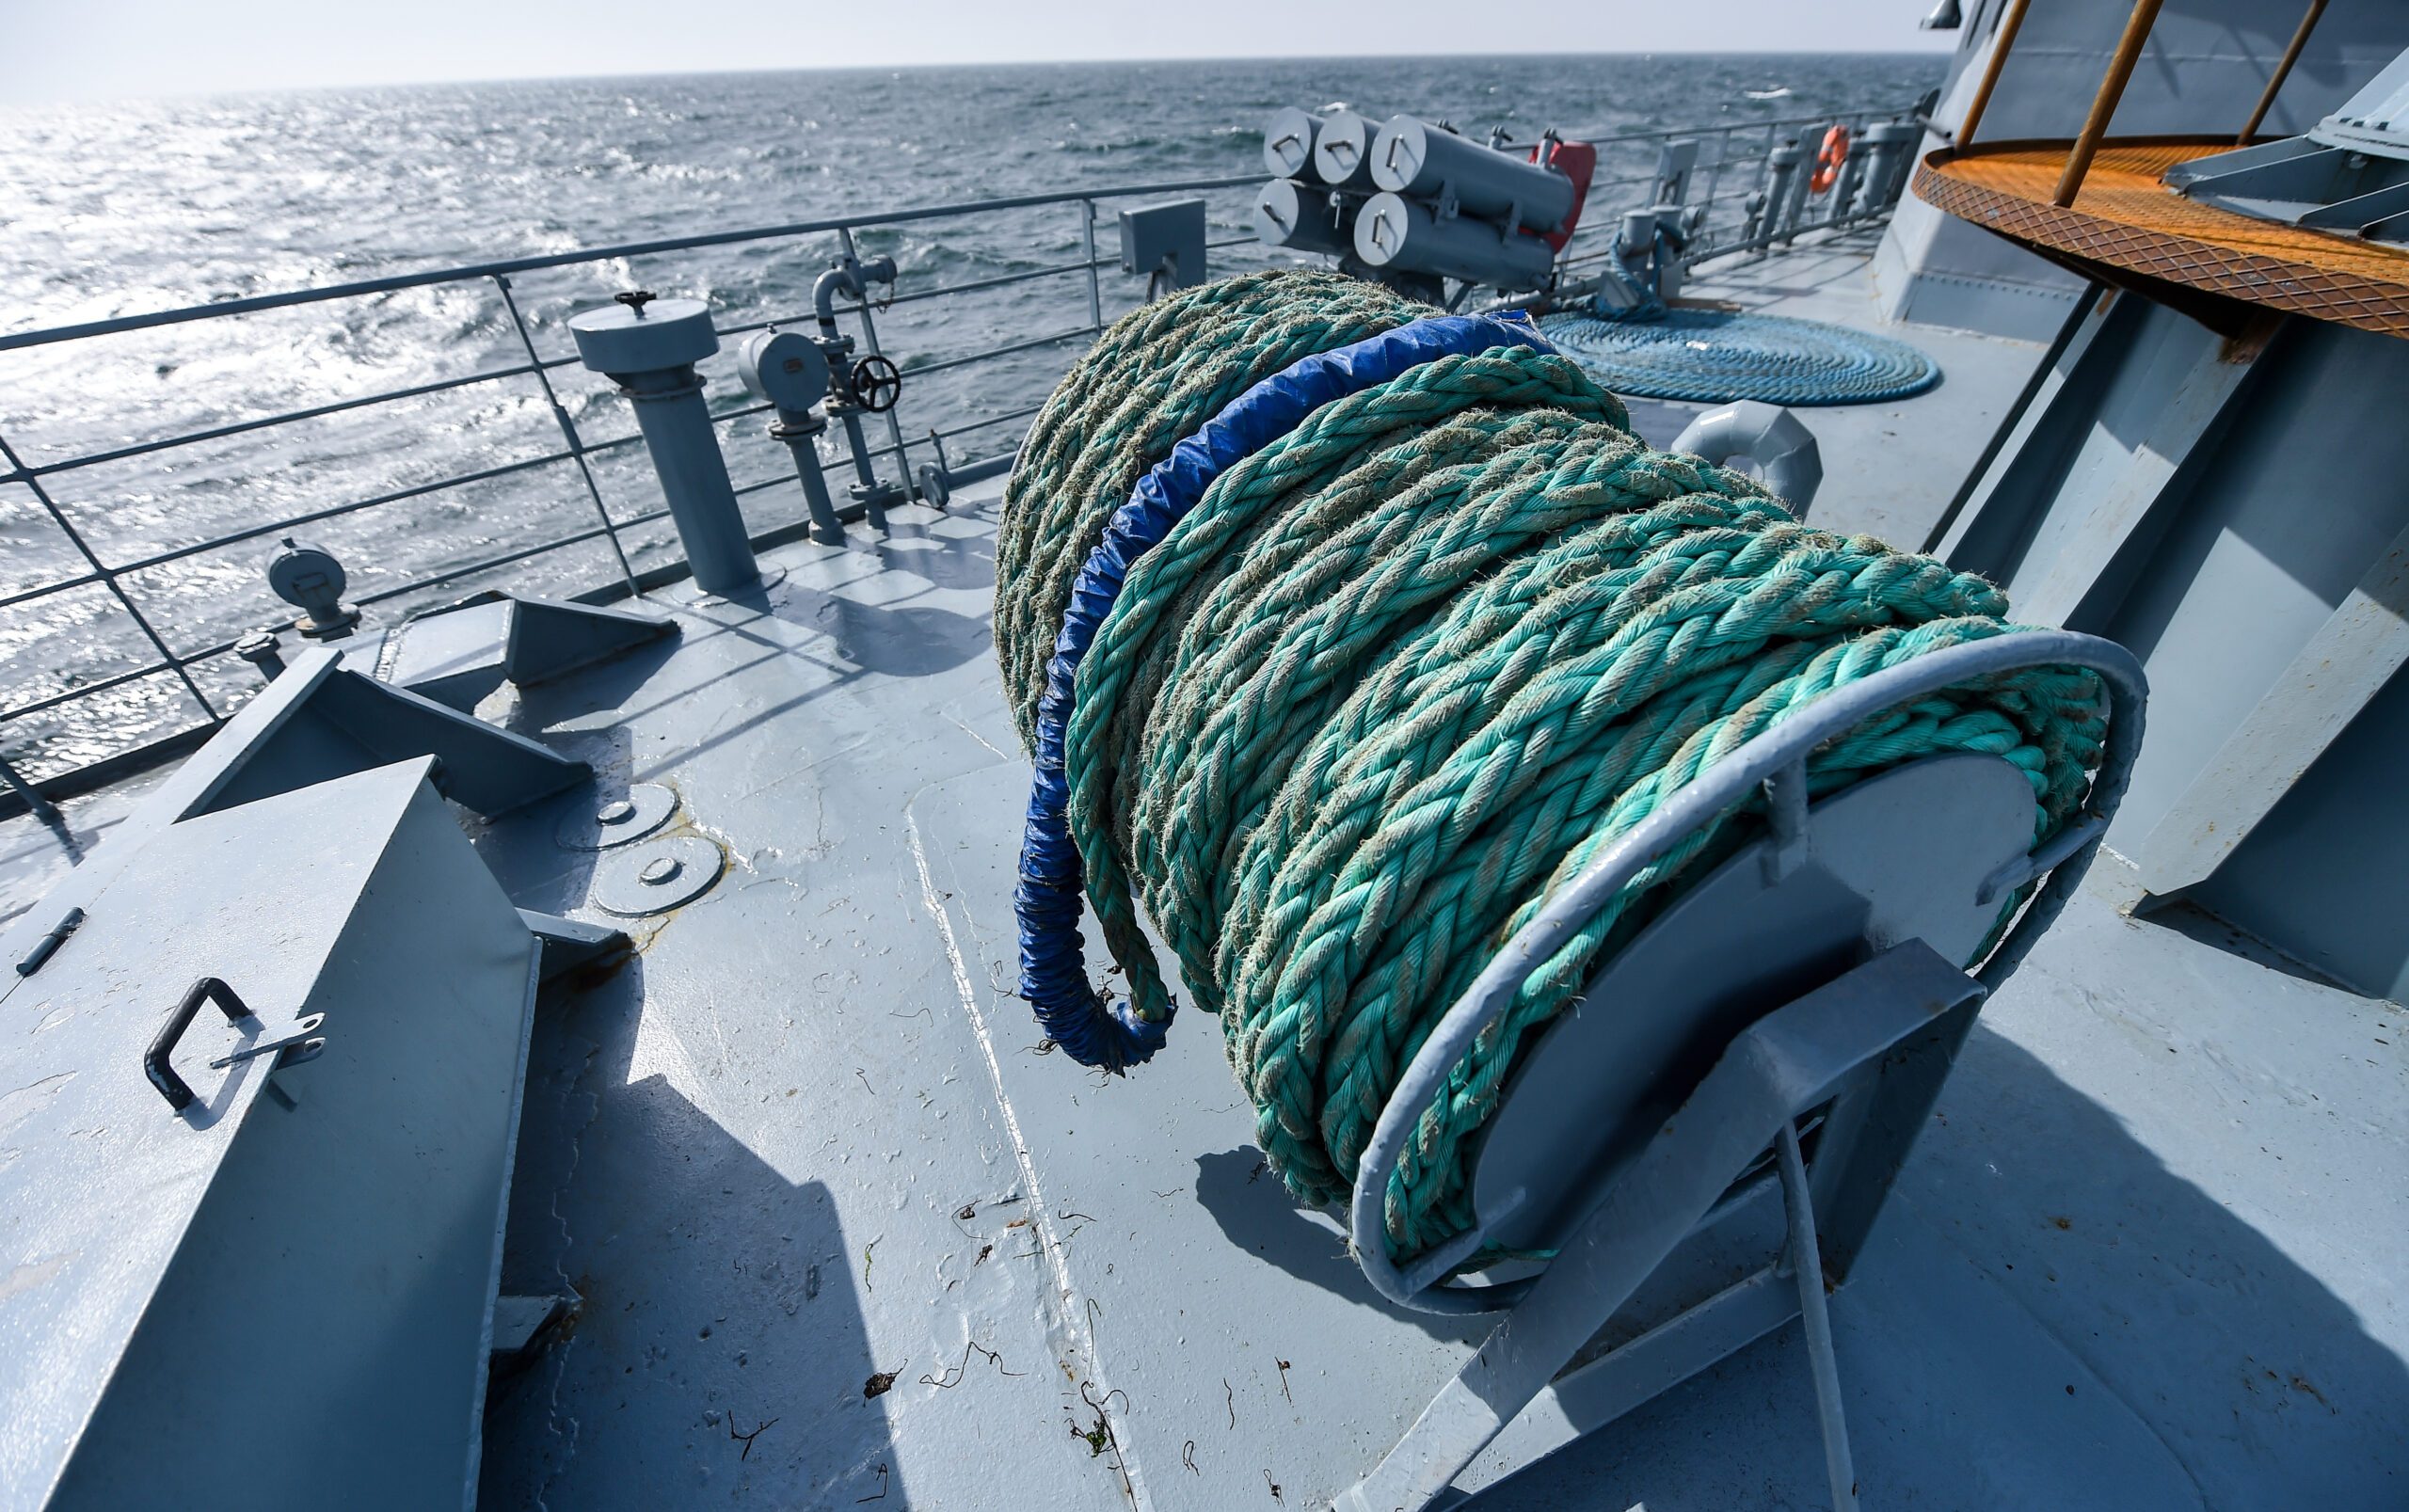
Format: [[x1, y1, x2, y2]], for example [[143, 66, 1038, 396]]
[[944, 708, 1013, 761], [908, 816, 1153, 1511]]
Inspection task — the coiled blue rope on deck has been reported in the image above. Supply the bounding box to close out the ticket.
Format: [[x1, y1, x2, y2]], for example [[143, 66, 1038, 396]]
[[1015, 310, 1554, 1070], [1540, 307, 1939, 406]]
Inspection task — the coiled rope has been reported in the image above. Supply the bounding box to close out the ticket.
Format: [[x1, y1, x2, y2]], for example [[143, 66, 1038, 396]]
[[1540, 307, 1941, 406], [997, 269, 2103, 1264]]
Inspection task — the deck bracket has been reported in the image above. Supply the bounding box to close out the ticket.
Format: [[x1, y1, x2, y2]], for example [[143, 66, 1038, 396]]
[[1335, 944, 1984, 1510]]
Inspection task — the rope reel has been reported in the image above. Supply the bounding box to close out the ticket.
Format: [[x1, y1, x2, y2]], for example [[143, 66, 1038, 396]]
[[996, 269, 2108, 1266]]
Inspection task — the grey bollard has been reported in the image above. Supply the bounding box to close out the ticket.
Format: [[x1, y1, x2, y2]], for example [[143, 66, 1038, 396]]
[[570, 292, 758, 595]]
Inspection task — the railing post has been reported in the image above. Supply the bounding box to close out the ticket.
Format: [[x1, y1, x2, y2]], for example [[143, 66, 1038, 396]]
[[1697, 125, 1731, 256], [836, 227, 914, 493], [0, 428, 216, 726], [0, 750, 66, 832], [2053, 0, 2166, 208], [1955, 0, 2030, 150], [2237, 0, 2327, 145], [1081, 199, 1105, 331], [1831, 113, 1868, 228], [493, 275, 642, 597]]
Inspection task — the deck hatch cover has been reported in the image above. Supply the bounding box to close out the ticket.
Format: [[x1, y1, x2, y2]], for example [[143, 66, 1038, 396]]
[[0, 761, 428, 1505]]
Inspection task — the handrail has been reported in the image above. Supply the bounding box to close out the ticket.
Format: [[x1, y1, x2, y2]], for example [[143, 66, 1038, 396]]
[[0, 173, 1259, 352], [5, 364, 541, 481], [1507, 97, 1923, 151]]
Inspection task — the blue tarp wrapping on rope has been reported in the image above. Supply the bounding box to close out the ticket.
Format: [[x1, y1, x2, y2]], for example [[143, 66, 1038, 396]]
[[1015, 310, 1555, 1069]]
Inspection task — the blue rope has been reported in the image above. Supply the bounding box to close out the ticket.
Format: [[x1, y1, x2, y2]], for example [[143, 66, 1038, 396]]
[[1540, 307, 1939, 406], [1014, 311, 1555, 1070]]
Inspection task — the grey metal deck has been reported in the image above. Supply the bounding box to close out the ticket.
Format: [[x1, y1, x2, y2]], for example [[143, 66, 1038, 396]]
[[466, 510, 2401, 1507], [7, 242, 2403, 1509], [1618, 225, 2050, 544]]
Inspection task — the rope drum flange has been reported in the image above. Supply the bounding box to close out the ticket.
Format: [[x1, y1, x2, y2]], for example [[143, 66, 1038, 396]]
[[995, 269, 2108, 1266]]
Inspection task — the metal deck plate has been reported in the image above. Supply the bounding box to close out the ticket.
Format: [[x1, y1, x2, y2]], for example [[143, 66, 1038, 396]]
[[905, 760, 2219, 1508], [555, 782, 678, 850], [458, 500, 2401, 1510]]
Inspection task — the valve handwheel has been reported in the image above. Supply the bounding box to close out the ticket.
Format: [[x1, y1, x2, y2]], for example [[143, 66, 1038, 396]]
[[850, 354, 903, 414]]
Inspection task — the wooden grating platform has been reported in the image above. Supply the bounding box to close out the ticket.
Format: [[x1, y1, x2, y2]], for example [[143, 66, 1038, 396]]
[[1915, 139, 2409, 338]]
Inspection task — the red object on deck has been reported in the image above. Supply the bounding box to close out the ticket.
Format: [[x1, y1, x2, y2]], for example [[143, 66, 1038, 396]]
[[1528, 138, 1595, 252]]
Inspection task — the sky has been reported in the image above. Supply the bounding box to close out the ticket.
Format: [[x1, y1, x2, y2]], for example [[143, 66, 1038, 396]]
[[3, 0, 1955, 105]]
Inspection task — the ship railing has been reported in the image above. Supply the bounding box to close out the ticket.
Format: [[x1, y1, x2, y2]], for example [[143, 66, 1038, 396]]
[[0, 98, 1922, 810], [1514, 98, 1927, 276], [0, 174, 1261, 804]]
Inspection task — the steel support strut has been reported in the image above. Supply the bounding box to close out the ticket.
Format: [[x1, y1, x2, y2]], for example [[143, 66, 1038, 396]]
[[1333, 943, 1983, 1511], [1779, 1119, 1859, 1512]]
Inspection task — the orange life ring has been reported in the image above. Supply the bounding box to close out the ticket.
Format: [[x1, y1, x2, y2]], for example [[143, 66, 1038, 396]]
[[1811, 124, 1851, 195]]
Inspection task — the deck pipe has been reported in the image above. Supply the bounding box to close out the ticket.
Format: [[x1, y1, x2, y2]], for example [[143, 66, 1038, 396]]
[[1859, 121, 1921, 213], [1351, 190, 1557, 289], [569, 292, 759, 594], [812, 254, 898, 341], [1253, 178, 1358, 256], [1760, 138, 1805, 247], [809, 254, 902, 530], [1614, 209, 1688, 305], [1780, 135, 1820, 243], [1367, 115, 1577, 234]]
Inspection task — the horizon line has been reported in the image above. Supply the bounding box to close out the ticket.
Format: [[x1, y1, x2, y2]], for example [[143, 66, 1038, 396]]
[[2, 47, 1952, 111]]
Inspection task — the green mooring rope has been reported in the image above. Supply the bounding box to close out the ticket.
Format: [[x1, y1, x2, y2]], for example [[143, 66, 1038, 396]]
[[996, 269, 2106, 1263]]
